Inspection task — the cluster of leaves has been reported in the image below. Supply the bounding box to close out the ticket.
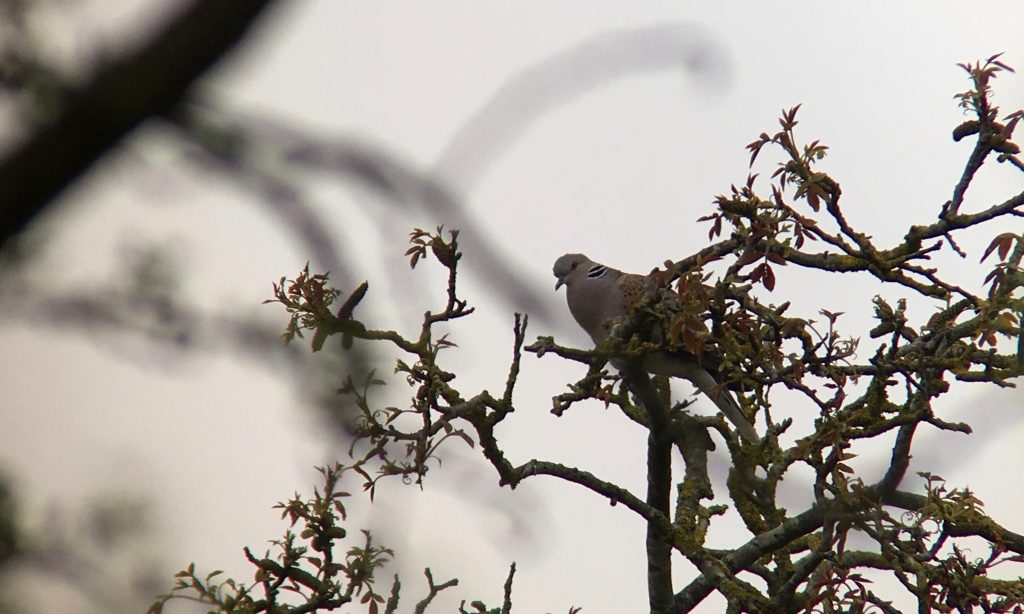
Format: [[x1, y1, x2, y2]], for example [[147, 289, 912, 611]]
[[268, 264, 368, 352], [158, 57, 1024, 614], [150, 464, 387, 614], [154, 230, 547, 614], [953, 54, 1022, 162], [149, 463, 526, 614]]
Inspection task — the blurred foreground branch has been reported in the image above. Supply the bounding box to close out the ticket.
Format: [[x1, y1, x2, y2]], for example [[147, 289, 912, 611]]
[[0, 0, 278, 248]]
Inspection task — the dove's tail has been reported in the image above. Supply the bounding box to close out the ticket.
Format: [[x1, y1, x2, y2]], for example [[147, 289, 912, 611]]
[[644, 352, 759, 444]]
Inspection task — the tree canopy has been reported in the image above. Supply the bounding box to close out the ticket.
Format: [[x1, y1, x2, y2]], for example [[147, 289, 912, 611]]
[[152, 55, 1024, 614]]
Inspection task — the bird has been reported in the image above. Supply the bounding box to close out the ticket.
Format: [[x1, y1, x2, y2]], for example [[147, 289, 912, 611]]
[[553, 253, 759, 443]]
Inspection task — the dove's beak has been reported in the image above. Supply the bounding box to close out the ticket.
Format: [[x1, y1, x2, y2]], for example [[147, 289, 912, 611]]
[[555, 278, 565, 290]]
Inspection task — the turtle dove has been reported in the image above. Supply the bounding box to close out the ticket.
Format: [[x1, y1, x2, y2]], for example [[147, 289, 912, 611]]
[[553, 253, 758, 443]]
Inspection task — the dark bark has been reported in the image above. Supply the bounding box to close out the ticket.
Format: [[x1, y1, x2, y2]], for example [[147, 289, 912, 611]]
[[0, 0, 278, 249]]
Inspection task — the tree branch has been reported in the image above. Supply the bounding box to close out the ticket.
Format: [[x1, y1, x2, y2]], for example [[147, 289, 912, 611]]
[[0, 0, 278, 248]]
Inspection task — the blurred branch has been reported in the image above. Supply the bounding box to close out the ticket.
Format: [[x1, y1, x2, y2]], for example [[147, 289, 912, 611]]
[[0, 0, 279, 249], [0, 268, 369, 436], [168, 102, 558, 322], [167, 104, 351, 285], [434, 23, 732, 192]]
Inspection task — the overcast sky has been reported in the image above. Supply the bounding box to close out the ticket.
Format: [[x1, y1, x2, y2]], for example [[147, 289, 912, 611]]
[[2, 2, 1023, 613]]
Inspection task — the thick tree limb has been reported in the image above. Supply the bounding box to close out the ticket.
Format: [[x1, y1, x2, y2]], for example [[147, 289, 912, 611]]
[[625, 367, 675, 614], [0, 0, 278, 248]]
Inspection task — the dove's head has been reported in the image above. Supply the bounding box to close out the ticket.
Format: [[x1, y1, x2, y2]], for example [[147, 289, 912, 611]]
[[553, 253, 595, 290]]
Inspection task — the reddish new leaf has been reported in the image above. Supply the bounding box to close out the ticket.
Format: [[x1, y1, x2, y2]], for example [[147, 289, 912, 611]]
[[981, 232, 1017, 263]]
